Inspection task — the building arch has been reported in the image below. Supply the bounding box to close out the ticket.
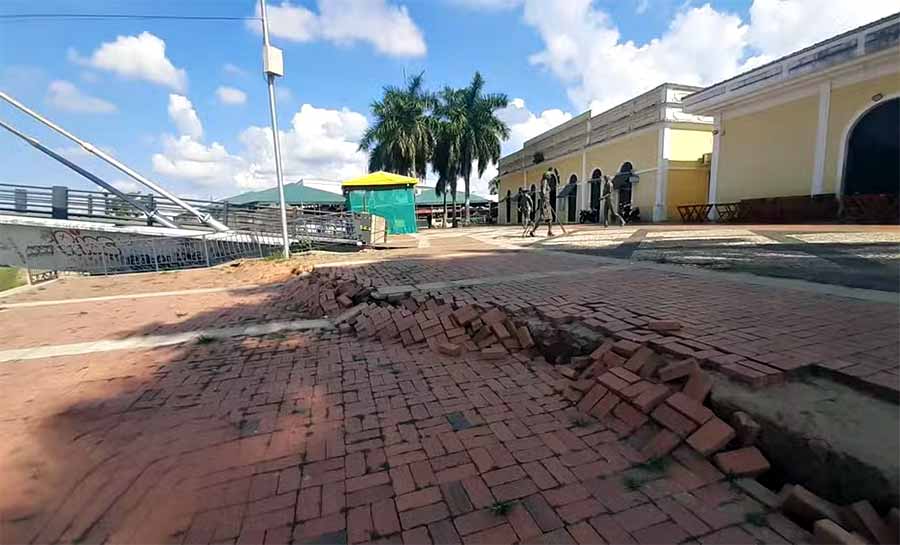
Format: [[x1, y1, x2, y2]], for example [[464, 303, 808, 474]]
[[589, 168, 602, 214], [567, 173, 578, 222], [838, 95, 899, 197]]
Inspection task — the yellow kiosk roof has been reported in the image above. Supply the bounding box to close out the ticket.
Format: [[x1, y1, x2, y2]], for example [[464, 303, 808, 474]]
[[341, 171, 419, 188]]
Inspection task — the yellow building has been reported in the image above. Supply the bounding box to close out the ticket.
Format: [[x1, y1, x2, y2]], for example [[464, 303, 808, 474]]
[[496, 83, 714, 224], [682, 13, 899, 214]]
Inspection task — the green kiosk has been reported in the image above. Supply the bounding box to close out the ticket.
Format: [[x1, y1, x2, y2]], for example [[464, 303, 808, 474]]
[[342, 171, 419, 235]]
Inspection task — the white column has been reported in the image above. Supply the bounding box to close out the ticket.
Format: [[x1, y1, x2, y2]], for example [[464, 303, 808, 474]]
[[653, 127, 669, 222], [707, 114, 722, 220], [811, 81, 831, 195]]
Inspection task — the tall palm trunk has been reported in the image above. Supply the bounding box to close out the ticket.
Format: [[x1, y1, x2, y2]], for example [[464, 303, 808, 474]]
[[464, 174, 471, 225], [442, 189, 448, 228], [452, 191, 458, 228]]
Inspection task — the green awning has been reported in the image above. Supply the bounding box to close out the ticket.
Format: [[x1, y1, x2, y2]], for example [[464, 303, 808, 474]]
[[226, 182, 344, 205]]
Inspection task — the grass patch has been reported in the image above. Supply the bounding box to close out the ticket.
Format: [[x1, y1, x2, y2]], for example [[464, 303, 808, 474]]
[[639, 457, 671, 475], [0, 267, 24, 292], [623, 476, 644, 491], [744, 512, 767, 527], [264, 253, 286, 262], [197, 334, 217, 344], [490, 500, 514, 516]]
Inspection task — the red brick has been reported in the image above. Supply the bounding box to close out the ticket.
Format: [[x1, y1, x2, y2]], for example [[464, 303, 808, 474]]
[[492, 478, 538, 502], [713, 447, 770, 477], [590, 341, 614, 360], [589, 514, 636, 544], [438, 342, 462, 356], [614, 503, 668, 532], [609, 367, 641, 384], [632, 521, 689, 545], [322, 481, 346, 515], [658, 358, 699, 382], [641, 429, 681, 459], [651, 404, 698, 437], [461, 477, 494, 509], [632, 384, 671, 413], [602, 350, 627, 368], [348, 505, 373, 544], [685, 418, 735, 456], [462, 523, 518, 545], [667, 392, 713, 425], [442, 481, 475, 516], [399, 502, 450, 530], [613, 402, 647, 431], [682, 369, 712, 402], [347, 471, 391, 493], [843, 500, 895, 545], [453, 509, 505, 536], [730, 411, 761, 447], [372, 499, 401, 537], [453, 306, 478, 326], [427, 519, 460, 544], [557, 498, 606, 524], [647, 320, 682, 332], [654, 496, 710, 537], [402, 526, 432, 545], [491, 322, 511, 340], [576, 384, 609, 413], [813, 520, 866, 545], [589, 392, 620, 418], [293, 513, 346, 541], [543, 483, 591, 507], [780, 484, 844, 527], [482, 308, 507, 325], [721, 362, 768, 388], [613, 339, 642, 357], [597, 372, 630, 393], [296, 486, 321, 521], [391, 465, 416, 496], [523, 494, 564, 532], [347, 484, 395, 508], [436, 463, 478, 484], [410, 460, 436, 488], [397, 487, 442, 512], [624, 346, 655, 374], [507, 503, 542, 540], [566, 521, 604, 545], [522, 461, 558, 490], [483, 465, 526, 487], [516, 326, 535, 349], [480, 346, 507, 360], [620, 380, 653, 399]]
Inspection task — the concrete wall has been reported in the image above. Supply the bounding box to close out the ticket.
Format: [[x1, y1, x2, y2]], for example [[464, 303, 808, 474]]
[[666, 128, 713, 161], [824, 72, 900, 195], [585, 128, 659, 221], [716, 94, 818, 202], [666, 167, 710, 219]]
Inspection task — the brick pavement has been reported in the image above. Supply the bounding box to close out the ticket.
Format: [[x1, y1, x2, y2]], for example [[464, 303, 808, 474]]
[[1, 326, 812, 545], [1, 228, 897, 544]]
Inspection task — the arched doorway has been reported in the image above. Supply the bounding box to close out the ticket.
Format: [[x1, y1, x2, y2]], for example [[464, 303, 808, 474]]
[[505, 190, 511, 224], [617, 162, 634, 211], [590, 169, 602, 218], [843, 97, 900, 196], [567, 174, 578, 222]]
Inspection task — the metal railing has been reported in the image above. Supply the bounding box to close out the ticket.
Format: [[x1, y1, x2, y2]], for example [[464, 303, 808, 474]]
[[0, 182, 362, 244], [21, 230, 284, 276]]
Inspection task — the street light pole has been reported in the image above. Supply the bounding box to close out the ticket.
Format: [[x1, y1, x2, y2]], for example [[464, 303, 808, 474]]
[[259, 0, 290, 259]]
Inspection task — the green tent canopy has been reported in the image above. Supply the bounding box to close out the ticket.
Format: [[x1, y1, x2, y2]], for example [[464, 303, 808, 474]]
[[413, 186, 491, 206], [226, 182, 344, 206]]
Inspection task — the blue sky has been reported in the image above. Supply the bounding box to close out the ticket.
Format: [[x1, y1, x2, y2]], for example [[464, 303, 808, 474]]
[[0, 0, 894, 199]]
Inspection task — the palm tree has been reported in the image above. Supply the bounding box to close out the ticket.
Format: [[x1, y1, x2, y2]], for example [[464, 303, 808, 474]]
[[359, 73, 434, 179], [454, 72, 510, 224], [432, 88, 463, 227]]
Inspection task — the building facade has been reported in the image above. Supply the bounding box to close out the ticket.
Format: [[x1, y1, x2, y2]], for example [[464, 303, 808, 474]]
[[682, 14, 900, 209], [496, 83, 714, 225]]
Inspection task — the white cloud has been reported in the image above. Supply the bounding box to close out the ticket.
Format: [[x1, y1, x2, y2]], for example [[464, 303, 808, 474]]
[[152, 101, 369, 196], [46, 80, 117, 114], [216, 86, 247, 105], [497, 98, 573, 155], [635, 0, 649, 15], [223, 63, 247, 76], [111, 179, 144, 193], [69, 32, 187, 91], [167, 94, 203, 139], [276, 86, 294, 102], [520, 0, 897, 112], [248, 0, 426, 58], [449, 0, 522, 9]]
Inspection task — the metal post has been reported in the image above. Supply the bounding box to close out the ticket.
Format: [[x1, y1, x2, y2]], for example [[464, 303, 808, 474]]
[[259, 0, 291, 259], [256, 233, 264, 258], [51, 185, 68, 219], [0, 93, 228, 231], [202, 236, 211, 267]]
